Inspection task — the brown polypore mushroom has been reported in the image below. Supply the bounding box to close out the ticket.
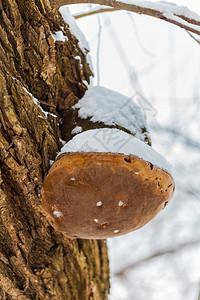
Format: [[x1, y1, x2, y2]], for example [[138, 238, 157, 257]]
[[42, 86, 175, 239], [42, 152, 174, 239]]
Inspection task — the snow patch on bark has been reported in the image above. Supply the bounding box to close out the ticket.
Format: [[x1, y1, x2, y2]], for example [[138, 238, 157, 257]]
[[51, 31, 68, 42], [59, 6, 93, 72]]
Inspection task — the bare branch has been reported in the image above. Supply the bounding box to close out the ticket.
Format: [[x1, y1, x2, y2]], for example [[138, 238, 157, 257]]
[[186, 31, 200, 45], [150, 124, 200, 150], [115, 239, 200, 277], [52, 0, 200, 37], [74, 8, 120, 19]]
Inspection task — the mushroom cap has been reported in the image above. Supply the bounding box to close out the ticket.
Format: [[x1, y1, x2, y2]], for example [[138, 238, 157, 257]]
[[41, 152, 175, 239]]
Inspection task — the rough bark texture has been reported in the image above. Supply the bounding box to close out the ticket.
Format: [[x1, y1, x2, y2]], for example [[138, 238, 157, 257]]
[[0, 0, 110, 299]]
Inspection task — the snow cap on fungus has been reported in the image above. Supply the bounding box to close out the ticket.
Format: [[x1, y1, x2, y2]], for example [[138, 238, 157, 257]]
[[42, 87, 175, 239]]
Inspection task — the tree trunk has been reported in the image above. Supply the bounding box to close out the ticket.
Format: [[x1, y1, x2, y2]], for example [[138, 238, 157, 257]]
[[0, 0, 110, 299]]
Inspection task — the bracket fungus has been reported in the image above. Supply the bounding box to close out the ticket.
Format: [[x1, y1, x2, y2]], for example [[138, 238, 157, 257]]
[[42, 87, 175, 239]]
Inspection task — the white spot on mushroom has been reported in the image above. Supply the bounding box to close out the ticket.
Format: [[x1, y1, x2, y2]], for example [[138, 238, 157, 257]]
[[96, 201, 102, 207], [114, 230, 119, 233], [70, 177, 75, 181], [118, 201, 123, 207], [53, 211, 62, 218], [94, 218, 99, 223], [135, 172, 139, 175]]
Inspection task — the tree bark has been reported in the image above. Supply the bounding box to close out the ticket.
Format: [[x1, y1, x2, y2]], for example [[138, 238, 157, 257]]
[[0, 0, 110, 299]]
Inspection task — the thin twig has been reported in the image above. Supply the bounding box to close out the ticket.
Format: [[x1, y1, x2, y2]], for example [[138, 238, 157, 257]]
[[115, 239, 200, 277], [53, 0, 200, 36], [74, 7, 120, 19], [186, 30, 200, 45], [150, 124, 200, 150]]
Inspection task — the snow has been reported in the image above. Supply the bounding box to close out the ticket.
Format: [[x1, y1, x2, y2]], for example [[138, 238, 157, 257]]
[[59, 6, 90, 52], [51, 31, 68, 42], [59, 5, 94, 72], [58, 128, 172, 174], [21, 87, 55, 118], [159, 1, 177, 6], [70, 0, 200, 26], [70, 0, 200, 37], [71, 126, 83, 134], [21, 86, 38, 105], [119, 0, 200, 22], [59, 138, 66, 145], [53, 211, 62, 218], [49, 160, 54, 166], [163, 10, 200, 33], [12, 78, 57, 119], [83, 80, 89, 86], [73, 86, 149, 142], [71, 1, 200, 36]]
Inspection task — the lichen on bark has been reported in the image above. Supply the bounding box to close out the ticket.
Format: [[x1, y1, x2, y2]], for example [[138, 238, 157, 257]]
[[0, 0, 110, 299]]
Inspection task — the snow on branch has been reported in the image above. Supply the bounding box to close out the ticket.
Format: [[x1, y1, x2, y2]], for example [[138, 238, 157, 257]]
[[53, 0, 200, 37]]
